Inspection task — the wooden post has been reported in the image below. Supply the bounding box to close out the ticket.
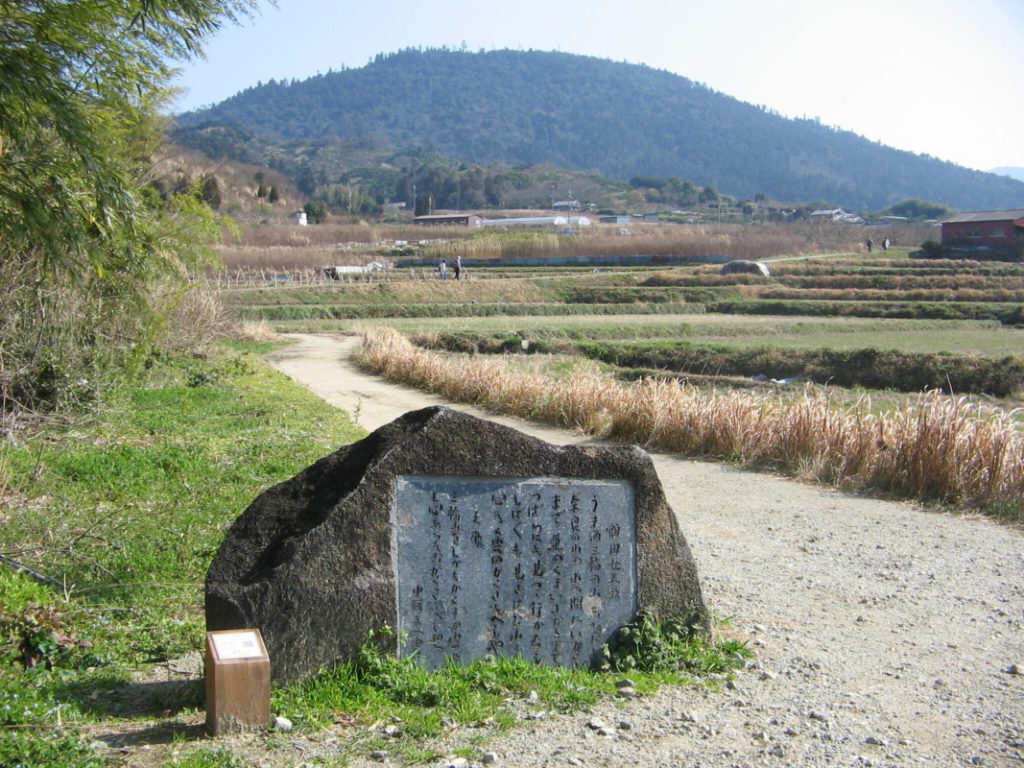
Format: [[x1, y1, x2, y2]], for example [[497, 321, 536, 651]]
[[205, 628, 271, 736]]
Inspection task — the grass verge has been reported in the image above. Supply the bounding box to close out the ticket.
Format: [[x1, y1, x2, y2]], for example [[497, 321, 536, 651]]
[[1, 345, 363, 767]]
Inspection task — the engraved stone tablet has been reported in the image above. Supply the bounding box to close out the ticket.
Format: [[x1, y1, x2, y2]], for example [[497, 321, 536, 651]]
[[207, 406, 707, 685], [394, 476, 636, 667]]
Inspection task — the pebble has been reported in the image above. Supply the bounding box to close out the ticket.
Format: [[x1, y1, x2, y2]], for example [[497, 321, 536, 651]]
[[615, 678, 637, 689], [274, 716, 294, 732], [616, 686, 638, 698], [370, 750, 388, 762], [481, 751, 498, 764], [587, 718, 607, 730], [447, 758, 468, 768], [1007, 664, 1022, 676], [383, 724, 400, 737]]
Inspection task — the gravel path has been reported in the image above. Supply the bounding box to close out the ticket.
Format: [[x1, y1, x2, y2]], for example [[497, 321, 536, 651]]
[[266, 333, 1024, 768]]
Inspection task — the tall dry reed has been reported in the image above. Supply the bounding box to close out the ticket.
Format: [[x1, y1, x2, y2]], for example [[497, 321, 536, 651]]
[[355, 328, 1023, 517]]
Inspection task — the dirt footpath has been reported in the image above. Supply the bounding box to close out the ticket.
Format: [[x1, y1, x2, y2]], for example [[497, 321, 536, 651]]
[[267, 333, 1024, 768]]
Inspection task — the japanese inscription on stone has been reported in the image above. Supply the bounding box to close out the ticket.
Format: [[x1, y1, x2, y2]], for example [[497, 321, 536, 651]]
[[393, 475, 637, 667]]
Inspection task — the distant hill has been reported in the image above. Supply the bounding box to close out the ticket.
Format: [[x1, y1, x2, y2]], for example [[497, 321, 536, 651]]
[[990, 167, 1024, 183], [176, 48, 1024, 212]]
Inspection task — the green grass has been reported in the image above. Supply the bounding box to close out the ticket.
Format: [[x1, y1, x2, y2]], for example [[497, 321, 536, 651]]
[[1, 345, 365, 767], [269, 623, 747, 761]]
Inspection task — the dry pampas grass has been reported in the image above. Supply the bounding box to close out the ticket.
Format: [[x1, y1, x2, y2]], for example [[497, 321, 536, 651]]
[[355, 327, 1023, 517]]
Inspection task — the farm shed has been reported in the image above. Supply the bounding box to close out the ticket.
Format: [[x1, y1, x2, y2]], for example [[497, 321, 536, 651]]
[[810, 208, 863, 223], [941, 209, 1024, 249], [413, 213, 485, 228], [481, 216, 568, 228]]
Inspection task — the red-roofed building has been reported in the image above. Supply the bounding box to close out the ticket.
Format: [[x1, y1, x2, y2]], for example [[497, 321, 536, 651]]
[[941, 209, 1024, 249]]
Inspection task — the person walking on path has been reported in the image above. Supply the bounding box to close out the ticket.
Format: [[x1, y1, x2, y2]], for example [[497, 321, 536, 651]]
[[453, 256, 463, 280]]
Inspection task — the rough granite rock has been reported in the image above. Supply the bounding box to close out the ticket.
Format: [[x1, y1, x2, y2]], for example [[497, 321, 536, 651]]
[[205, 406, 707, 685]]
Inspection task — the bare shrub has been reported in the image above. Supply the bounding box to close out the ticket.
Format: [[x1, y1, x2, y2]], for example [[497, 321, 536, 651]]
[[162, 281, 232, 351], [355, 328, 1023, 516], [232, 319, 279, 343]]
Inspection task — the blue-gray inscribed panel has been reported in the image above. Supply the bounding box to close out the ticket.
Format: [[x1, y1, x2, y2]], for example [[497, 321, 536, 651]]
[[393, 475, 637, 668]]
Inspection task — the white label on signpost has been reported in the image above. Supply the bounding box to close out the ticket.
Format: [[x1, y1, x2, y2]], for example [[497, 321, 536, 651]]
[[211, 630, 264, 660]]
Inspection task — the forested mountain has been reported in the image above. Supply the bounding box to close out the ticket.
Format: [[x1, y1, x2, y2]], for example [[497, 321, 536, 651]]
[[991, 167, 1024, 183], [176, 48, 1024, 212]]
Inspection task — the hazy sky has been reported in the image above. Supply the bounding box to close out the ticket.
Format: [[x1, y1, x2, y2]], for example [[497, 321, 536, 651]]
[[172, 0, 1023, 173]]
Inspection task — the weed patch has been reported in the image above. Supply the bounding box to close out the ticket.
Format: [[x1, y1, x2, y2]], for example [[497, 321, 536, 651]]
[[271, 624, 744, 755]]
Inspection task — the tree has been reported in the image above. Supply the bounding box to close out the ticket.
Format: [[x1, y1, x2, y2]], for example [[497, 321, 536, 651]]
[[699, 185, 719, 204], [268, 185, 280, 203], [414, 192, 435, 216], [200, 175, 223, 210], [629, 176, 666, 190], [0, 0, 257, 409], [881, 198, 953, 221], [304, 200, 328, 224]]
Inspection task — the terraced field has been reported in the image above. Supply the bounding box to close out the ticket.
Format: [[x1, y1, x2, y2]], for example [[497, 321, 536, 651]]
[[224, 251, 1024, 401]]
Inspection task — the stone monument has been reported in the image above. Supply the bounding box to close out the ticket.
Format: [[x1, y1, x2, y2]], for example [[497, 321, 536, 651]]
[[206, 406, 707, 685]]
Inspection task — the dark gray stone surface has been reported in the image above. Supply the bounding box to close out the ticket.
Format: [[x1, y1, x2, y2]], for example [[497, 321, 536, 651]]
[[205, 406, 707, 685]]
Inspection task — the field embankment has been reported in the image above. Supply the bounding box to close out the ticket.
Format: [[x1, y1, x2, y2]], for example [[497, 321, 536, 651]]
[[419, 332, 1024, 397]]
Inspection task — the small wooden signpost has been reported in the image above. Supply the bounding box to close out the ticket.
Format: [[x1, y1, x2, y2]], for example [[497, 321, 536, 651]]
[[205, 628, 270, 736]]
